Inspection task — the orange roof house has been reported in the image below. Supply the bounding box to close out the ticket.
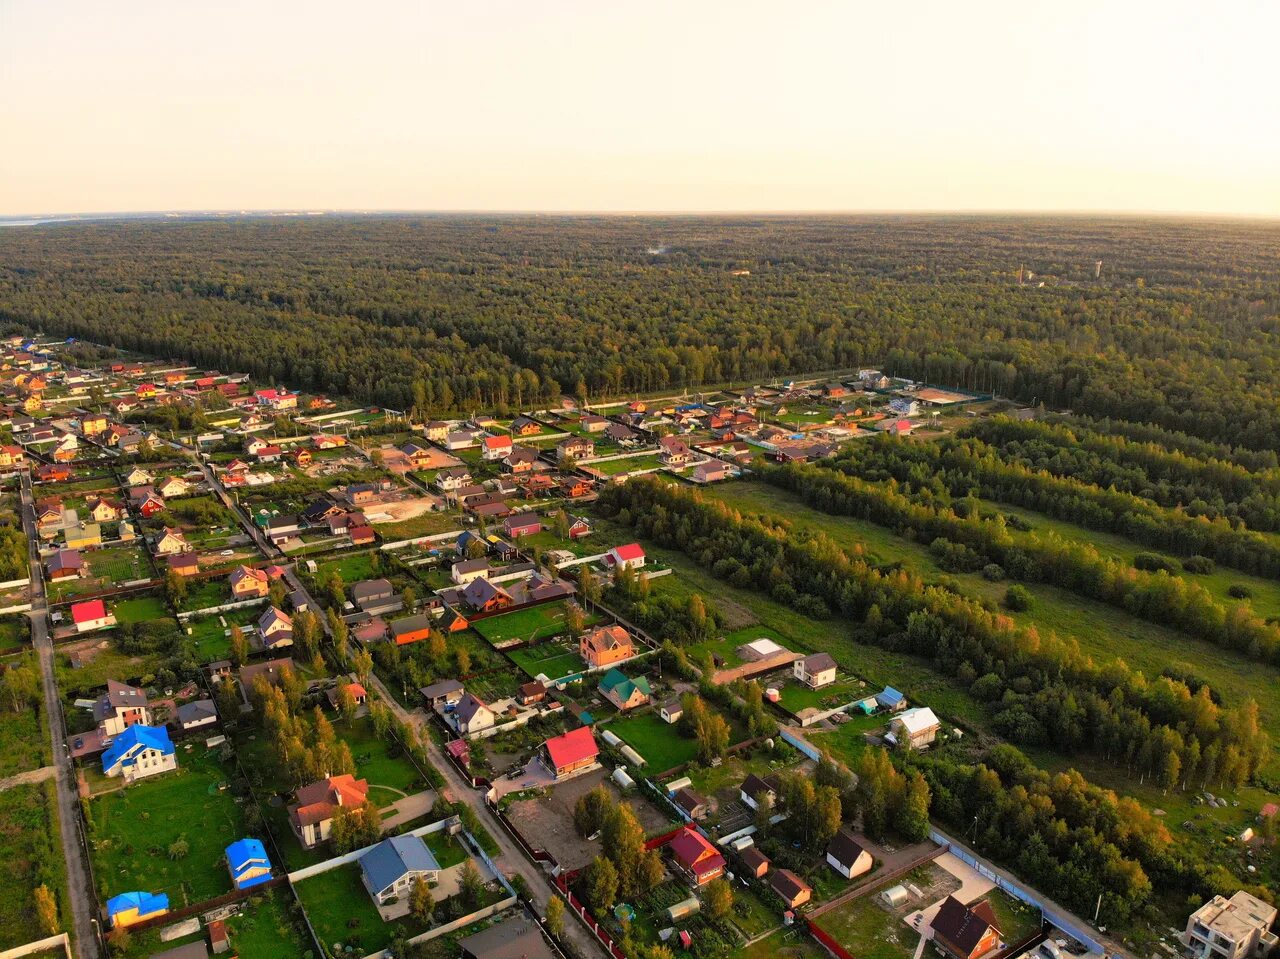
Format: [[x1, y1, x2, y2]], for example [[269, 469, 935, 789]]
[[579, 624, 633, 669]]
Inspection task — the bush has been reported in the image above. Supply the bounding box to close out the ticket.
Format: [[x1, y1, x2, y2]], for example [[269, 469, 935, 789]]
[[1228, 584, 1253, 599], [981, 563, 1006, 581], [1181, 555, 1215, 574], [1003, 584, 1032, 611], [1133, 552, 1178, 574]]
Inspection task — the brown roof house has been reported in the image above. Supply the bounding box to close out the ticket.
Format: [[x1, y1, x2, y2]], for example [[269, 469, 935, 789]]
[[289, 774, 370, 849], [929, 897, 1004, 959]]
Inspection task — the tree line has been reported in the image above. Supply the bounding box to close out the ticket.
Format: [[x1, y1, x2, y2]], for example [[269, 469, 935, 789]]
[[597, 477, 1269, 789]]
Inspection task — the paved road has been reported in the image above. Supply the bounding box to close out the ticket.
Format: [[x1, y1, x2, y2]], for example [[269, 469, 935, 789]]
[[20, 469, 101, 959], [193, 455, 280, 558]]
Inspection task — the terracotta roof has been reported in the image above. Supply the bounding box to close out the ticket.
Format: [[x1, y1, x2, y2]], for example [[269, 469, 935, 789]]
[[290, 774, 369, 828]]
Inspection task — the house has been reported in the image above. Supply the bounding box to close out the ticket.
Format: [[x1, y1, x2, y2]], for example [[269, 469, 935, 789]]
[[740, 846, 770, 879], [876, 686, 906, 711], [326, 510, 365, 536], [94, 679, 150, 734], [229, 564, 270, 599], [599, 668, 651, 711], [452, 557, 490, 585], [71, 598, 116, 633], [36, 500, 64, 531], [175, 699, 219, 732], [102, 724, 177, 783], [349, 524, 376, 546], [568, 517, 592, 540], [769, 869, 812, 909], [390, 613, 434, 646], [105, 890, 169, 929], [693, 461, 729, 483], [518, 681, 546, 706], [0, 444, 25, 468], [889, 397, 920, 417], [1183, 892, 1279, 959], [326, 681, 368, 710], [421, 679, 465, 708], [659, 699, 684, 724], [302, 499, 343, 524], [156, 475, 189, 498], [445, 430, 478, 451], [659, 436, 694, 466], [503, 447, 541, 474], [124, 466, 154, 487], [359, 835, 441, 906], [167, 551, 200, 577], [225, 837, 273, 890], [460, 915, 556, 959], [502, 514, 542, 539], [740, 774, 778, 811], [291, 448, 312, 467], [579, 624, 633, 668], [351, 578, 396, 611], [794, 652, 837, 689], [46, 548, 85, 580], [89, 498, 122, 522], [240, 658, 297, 692], [579, 414, 608, 433], [482, 434, 513, 461], [667, 826, 726, 887], [673, 787, 709, 821], [462, 577, 514, 613], [289, 774, 371, 849], [455, 692, 497, 735], [887, 707, 940, 750], [265, 514, 302, 543], [826, 831, 874, 879], [437, 466, 473, 492], [556, 437, 594, 462], [254, 606, 294, 650], [154, 528, 190, 556], [604, 543, 645, 570], [929, 896, 1004, 959], [37, 463, 72, 483], [207, 917, 230, 954], [509, 416, 542, 437], [542, 726, 599, 779], [346, 483, 378, 506]]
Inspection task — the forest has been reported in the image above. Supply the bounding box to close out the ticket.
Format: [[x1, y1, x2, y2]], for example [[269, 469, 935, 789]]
[[1, 214, 1279, 447]]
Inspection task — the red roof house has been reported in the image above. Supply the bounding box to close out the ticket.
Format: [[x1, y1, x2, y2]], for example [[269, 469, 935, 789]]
[[667, 827, 726, 886], [70, 599, 114, 633], [541, 726, 599, 779]]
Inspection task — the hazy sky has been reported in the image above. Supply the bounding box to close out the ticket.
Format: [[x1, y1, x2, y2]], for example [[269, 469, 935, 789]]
[[2, 0, 1277, 216]]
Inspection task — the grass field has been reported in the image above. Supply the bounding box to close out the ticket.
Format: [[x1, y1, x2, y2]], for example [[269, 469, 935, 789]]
[[117, 886, 309, 959], [0, 701, 50, 777], [981, 886, 1042, 944], [0, 782, 71, 950], [313, 550, 382, 586], [688, 625, 806, 670], [184, 604, 262, 663], [776, 675, 867, 714], [374, 509, 462, 540], [296, 861, 429, 955], [588, 453, 664, 476], [0, 614, 28, 654], [507, 638, 587, 682], [806, 711, 889, 766], [601, 709, 742, 772], [87, 545, 151, 584], [814, 889, 919, 959], [111, 593, 171, 624], [86, 747, 247, 906], [472, 601, 595, 645]]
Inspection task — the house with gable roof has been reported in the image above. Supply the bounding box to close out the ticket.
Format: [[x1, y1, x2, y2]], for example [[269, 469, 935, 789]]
[[359, 834, 441, 906], [289, 774, 370, 849], [102, 724, 177, 783]]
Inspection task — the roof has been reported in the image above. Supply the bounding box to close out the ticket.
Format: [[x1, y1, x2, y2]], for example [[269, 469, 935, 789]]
[[802, 652, 837, 672], [668, 827, 725, 874], [455, 692, 492, 725], [599, 667, 651, 700], [894, 707, 940, 735], [827, 830, 869, 867], [226, 837, 270, 874], [673, 787, 707, 815], [71, 598, 107, 624], [352, 578, 394, 602], [876, 686, 904, 706], [454, 557, 489, 574], [930, 896, 1000, 955], [460, 915, 556, 959], [150, 941, 209, 959], [291, 774, 370, 827], [544, 726, 598, 770], [741, 846, 770, 871], [609, 543, 645, 561], [770, 868, 812, 901], [421, 679, 465, 700], [102, 724, 174, 772], [176, 699, 217, 724], [390, 613, 434, 638], [741, 773, 778, 800], [105, 889, 169, 918], [48, 549, 84, 573], [582, 624, 631, 654], [360, 834, 440, 895]]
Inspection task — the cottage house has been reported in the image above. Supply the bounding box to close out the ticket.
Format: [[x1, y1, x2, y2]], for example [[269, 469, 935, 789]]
[[502, 514, 542, 539], [541, 726, 599, 779], [455, 692, 497, 735], [769, 869, 812, 909], [482, 434, 513, 461], [105, 891, 169, 930], [667, 827, 726, 887], [462, 577, 514, 613], [94, 679, 150, 734], [102, 724, 177, 783], [794, 652, 837, 689], [826, 831, 874, 879], [604, 543, 645, 570], [579, 624, 633, 669], [154, 528, 190, 556], [420, 679, 465, 708], [556, 437, 594, 462], [359, 835, 441, 906], [929, 897, 1003, 959], [740, 773, 779, 811], [389, 613, 434, 646], [226, 837, 273, 890], [175, 699, 219, 732], [599, 668, 651, 711], [229, 564, 270, 599], [71, 598, 116, 633], [289, 774, 371, 849], [47, 548, 85, 580], [673, 787, 710, 821], [257, 606, 294, 650], [887, 707, 940, 750]]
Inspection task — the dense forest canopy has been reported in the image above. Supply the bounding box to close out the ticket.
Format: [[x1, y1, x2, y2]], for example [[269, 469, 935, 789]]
[[2, 214, 1279, 446]]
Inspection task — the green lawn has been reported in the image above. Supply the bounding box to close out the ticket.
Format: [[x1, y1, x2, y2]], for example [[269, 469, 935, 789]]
[[522, 529, 599, 558], [588, 453, 664, 476], [117, 886, 310, 959], [688, 625, 806, 670], [981, 887, 1042, 944], [375, 510, 462, 540], [0, 701, 50, 777], [111, 593, 171, 624], [806, 711, 889, 767], [0, 614, 29, 654], [86, 747, 248, 906], [425, 830, 468, 869], [175, 576, 232, 613], [88, 545, 151, 584], [314, 550, 382, 586], [813, 888, 919, 959], [183, 605, 262, 663], [735, 927, 831, 959], [0, 782, 71, 950], [776, 676, 866, 714], [296, 862, 429, 955], [472, 601, 597, 645], [507, 638, 588, 682], [602, 709, 735, 771]]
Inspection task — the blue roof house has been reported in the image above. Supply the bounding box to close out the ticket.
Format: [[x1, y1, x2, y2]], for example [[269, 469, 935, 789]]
[[105, 890, 169, 928], [875, 686, 905, 711], [101, 724, 176, 784], [226, 837, 273, 890], [359, 834, 441, 905]]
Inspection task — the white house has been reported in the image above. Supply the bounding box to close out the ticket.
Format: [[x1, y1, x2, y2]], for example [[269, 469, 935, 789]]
[[887, 707, 941, 750], [826, 831, 874, 879], [605, 543, 646, 570], [101, 725, 177, 784], [794, 652, 837, 689], [359, 835, 442, 906], [454, 693, 496, 736]]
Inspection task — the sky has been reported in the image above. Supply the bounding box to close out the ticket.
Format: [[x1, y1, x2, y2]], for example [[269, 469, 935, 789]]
[[2, 0, 1278, 217]]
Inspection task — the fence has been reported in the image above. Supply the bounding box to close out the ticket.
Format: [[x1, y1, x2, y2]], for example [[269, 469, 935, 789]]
[[119, 876, 287, 935], [286, 816, 455, 882], [780, 727, 823, 762], [808, 920, 858, 959], [176, 596, 268, 621], [0, 934, 73, 959], [929, 827, 1103, 955]]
